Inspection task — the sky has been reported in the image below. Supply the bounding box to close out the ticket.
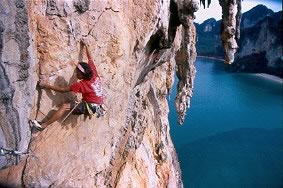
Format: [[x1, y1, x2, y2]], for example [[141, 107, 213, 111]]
[[194, 0, 282, 23]]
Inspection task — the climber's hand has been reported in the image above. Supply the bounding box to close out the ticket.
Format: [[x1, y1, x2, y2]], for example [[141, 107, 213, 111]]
[[38, 80, 50, 89], [81, 37, 89, 46]]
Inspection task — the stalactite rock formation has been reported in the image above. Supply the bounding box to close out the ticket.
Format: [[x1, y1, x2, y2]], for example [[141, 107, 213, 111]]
[[174, 0, 198, 125], [219, 0, 242, 64]]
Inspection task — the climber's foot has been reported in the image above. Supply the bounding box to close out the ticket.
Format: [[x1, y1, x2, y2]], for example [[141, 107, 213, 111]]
[[30, 120, 45, 131]]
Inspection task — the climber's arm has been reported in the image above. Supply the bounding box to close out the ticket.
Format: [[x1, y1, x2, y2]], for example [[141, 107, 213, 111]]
[[81, 39, 93, 61], [39, 81, 70, 93], [85, 44, 93, 61], [81, 38, 99, 76]]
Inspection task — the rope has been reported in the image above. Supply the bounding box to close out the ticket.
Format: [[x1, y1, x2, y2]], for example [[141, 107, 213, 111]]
[[61, 100, 81, 123]]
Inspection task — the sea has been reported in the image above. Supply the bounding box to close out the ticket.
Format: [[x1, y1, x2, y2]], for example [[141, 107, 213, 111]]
[[169, 57, 283, 188]]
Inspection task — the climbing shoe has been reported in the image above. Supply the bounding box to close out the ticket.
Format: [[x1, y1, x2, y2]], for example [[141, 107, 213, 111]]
[[31, 120, 45, 131]]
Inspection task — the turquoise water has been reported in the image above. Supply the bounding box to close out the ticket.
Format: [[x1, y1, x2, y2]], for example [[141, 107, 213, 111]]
[[169, 57, 283, 188]]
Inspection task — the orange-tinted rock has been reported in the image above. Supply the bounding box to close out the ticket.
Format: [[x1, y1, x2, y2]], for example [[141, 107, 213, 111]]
[[0, 0, 242, 187]]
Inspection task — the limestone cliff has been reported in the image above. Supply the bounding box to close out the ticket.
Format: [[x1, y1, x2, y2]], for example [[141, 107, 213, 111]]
[[233, 11, 283, 77], [0, 0, 241, 187], [0, 0, 196, 187], [0, 0, 36, 170]]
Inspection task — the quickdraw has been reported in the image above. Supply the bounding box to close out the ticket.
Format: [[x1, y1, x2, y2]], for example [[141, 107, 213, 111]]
[[86, 103, 107, 118], [0, 147, 29, 156]]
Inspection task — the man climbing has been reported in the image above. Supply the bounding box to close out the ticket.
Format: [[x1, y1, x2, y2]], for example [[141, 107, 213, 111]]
[[32, 39, 106, 131]]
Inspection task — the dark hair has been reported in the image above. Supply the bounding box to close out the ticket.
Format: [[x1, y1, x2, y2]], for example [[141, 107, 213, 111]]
[[77, 62, 93, 80]]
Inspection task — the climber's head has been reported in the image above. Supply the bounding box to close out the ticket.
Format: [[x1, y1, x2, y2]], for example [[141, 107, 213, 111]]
[[76, 62, 93, 80]]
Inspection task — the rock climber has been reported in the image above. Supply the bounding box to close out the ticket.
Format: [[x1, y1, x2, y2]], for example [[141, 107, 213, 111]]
[[32, 39, 106, 131]]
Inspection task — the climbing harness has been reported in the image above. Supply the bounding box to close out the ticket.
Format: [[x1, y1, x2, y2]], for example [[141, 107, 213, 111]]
[[85, 102, 95, 116]]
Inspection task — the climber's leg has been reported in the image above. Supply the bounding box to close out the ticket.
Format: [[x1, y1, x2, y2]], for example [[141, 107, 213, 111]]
[[40, 103, 71, 129]]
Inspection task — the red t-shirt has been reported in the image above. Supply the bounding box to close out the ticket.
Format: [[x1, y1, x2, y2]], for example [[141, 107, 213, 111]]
[[70, 59, 103, 104]]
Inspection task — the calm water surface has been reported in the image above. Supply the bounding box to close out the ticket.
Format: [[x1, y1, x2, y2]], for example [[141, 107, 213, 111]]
[[169, 57, 283, 188]]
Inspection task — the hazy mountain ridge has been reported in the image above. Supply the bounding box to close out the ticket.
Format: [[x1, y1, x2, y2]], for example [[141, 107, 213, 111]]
[[196, 5, 282, 77]]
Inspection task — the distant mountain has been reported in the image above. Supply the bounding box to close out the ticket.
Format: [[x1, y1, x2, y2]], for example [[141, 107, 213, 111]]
[[195, 5, 282, 77], [195, 4, 274, 57], [240, 4, 274, 28], [195, 18, 223, 57], [233, 10, 282, 77], [195, 18, 224, 57]]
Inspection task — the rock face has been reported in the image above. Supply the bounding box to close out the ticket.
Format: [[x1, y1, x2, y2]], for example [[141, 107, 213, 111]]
[[0, 0, 200, 187], [0, 0, 242, 187], [0, 0, 36, 169]]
